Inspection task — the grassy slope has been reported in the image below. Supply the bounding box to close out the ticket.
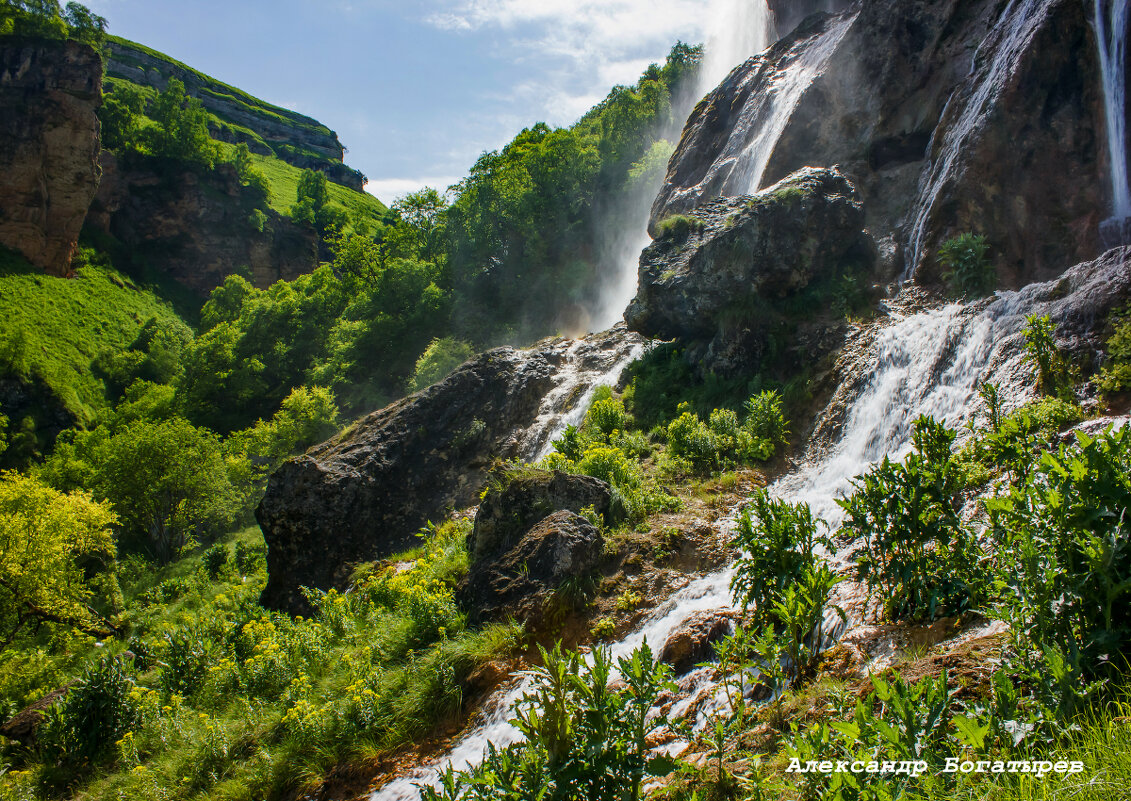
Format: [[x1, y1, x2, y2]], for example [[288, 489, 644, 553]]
[[0, 248, 183, 424], [246, 150, 389, 221]]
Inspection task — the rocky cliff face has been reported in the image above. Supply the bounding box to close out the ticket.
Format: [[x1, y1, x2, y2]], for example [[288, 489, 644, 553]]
[[628, 167, 874, 376], [652, 0, 1107, 286], [84, 150, 318, 294], [0, 38, 101, 275], [104, 39, 365, 191]]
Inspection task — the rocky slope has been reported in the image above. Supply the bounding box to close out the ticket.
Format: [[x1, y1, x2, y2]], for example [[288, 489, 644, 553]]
[[652, 0, 1107, 286], [85, 150, 318, 295], [0, 37, 101, 275], [104, 37, 365, 191]]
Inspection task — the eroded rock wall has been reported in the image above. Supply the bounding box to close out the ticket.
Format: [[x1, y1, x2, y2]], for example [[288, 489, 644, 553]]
[[0, 38, 102, 275]]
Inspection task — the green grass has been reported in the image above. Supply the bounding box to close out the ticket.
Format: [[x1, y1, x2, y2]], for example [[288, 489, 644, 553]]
[[105, 37, 333, 139], [246, 151, 387, 223], [0, 248, 186, 424]]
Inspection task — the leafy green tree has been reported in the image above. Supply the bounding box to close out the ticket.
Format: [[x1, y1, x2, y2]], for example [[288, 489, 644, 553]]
[[0, 472, 118, 648], [292, 168, 345, 234], [98, 82, 147, 152], [145, 78, 219, 168], [230, 142, 270, 204], [407, 338, 474, 392], [40, 417, 237, 562]]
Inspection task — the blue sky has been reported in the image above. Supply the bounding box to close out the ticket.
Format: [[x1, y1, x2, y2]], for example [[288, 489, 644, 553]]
[[87, 0, 726, 205]]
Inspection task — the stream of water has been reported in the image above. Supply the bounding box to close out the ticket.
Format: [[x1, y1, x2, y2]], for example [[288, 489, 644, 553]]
[[1095, 0, 1131, 244], [371, 285, 1041, 800]]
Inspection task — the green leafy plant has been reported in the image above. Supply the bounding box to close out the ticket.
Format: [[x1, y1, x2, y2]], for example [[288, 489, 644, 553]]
[[938, 233, 995, 297], [1022, 314, 1074, 399], [41, 655, 139, 765], [839, 416, 986, 621]]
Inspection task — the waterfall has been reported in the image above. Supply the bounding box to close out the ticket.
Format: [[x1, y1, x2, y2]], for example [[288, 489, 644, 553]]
[[1096, 0, 1131, 244], [369, 287, 1039, 800], [587, 0, 773, 332], [904, 0, 1049, 279]]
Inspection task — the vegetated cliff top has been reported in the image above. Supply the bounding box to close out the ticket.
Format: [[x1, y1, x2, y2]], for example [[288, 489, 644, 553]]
[[104, 35, 368, 191]]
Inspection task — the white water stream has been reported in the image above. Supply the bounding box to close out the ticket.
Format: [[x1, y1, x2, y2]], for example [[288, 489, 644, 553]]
[[904, 0, 1050, 278], [1095, 0, 1131, 240], [371, 287, 1039, 800], [587, 0, 774, 331]]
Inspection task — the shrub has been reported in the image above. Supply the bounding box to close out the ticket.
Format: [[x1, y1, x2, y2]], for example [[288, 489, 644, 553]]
[[202, 543, 228, 578], [730, 491, 829, 626], [234, 540, 261, 575], [743, 390, 789, 446], [838, 416, 986, 621], [1098, 303, 1131, 395], [655, 214, 704, 240], [988, 425, 1131, 677], [585, 397, 628, 438], [41, 656, 138, 765], [938, 233, 995, 297], [408, 337, 475, 392], [1022, 314, 1073, 398]]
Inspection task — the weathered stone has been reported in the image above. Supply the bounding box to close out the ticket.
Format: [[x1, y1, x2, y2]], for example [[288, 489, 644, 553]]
[[658, 610, 738, 675], [469, 470, 614, 562], [653, 0, 1107, 285], [457, 510, 603, 626], [258, 346, 560, 614], [84, 150, 318, 294], [627, 167, 874, 376], [0, 38, 102, 275]]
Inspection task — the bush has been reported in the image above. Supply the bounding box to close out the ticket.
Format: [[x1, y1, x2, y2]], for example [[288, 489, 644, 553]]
[[1099, 303, 1131, 396], [41, 656, 138, 765], [585, 396, 628, 438], [408, 337, 475, 392], [730, 491, 828, 626], [938, 233, 995, 297], [988, 425, 1131, 677], [838, 416, 986, 621], [1022, 314, 1073, 399], [202, 543, 228, 579], [655, 214, 704, 240]]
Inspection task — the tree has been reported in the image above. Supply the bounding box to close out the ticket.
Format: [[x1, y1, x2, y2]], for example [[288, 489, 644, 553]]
[[0, 472, 118, 649], [292, 168, 343, 234], [98, 81, 147, 152], [145, 78, 219, 168], [408, 338, 474, 392]]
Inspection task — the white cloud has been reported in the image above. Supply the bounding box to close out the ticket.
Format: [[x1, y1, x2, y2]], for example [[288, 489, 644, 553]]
[[365, 176, 463, 205], [422, 0, 716, 126]]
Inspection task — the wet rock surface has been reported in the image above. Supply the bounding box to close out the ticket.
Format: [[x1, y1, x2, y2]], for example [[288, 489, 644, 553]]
[[658, 610, 738, 675], [0, 38, 102, 275], [627, 167, 874, 376], [653, 0, 1106, 284], [469, 471, 613, 563], [458, 510, 604, 626]]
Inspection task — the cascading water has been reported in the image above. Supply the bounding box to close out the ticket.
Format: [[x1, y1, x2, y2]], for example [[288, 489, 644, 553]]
[[370, 286, 1041, 800], [904, 0, 1051, 279], [1095, 0, 1131, 246], [586, 0, 774, 331]]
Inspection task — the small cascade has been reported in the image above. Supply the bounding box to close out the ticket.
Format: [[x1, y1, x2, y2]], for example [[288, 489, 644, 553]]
[[1096, 0, 1131, 246], [370, 285, 1044, 800], [698, 0, 774, 94], [516, 325, 646, 461], [904, 0, 1050, 279]]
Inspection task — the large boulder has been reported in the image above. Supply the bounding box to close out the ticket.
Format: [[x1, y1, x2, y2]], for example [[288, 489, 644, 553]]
[[0, 38, 102, 275], [258, 346, 559, 614], [626, 167, 874, 376], [469, 470, 614, 562], [658, 611, 739, 675], [457, 510, 604, 626], [653, 0, 1107, 285]]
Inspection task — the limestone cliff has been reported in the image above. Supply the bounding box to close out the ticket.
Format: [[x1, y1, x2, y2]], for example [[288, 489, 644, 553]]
[[85, 150, 319, 295], [0, 37, 101, 275]]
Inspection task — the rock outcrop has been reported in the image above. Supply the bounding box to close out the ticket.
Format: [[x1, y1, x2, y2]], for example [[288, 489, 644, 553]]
[[469, 471, 614, 562], [658, 610, 738, 675], [458, 510, 604, 627], [627, 167, 874, 376], [84, 150, 318, 294], [104, 38, 365, 191], [653, 0, 1107, 285], [258, 346, 561, 614], [0, 38, 102, 275]]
